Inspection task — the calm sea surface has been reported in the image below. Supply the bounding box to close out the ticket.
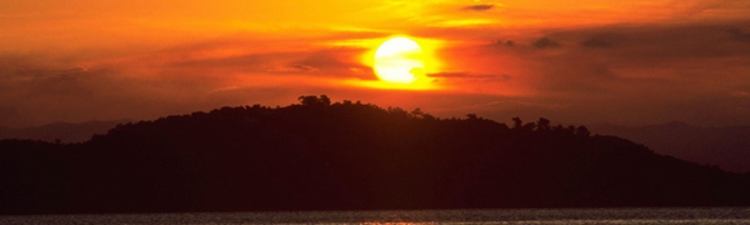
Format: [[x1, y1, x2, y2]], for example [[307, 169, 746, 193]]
[[2, 208, 750, 225]]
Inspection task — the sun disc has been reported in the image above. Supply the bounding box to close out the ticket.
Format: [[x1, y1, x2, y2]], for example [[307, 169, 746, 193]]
[[373, 37, 425, 84]]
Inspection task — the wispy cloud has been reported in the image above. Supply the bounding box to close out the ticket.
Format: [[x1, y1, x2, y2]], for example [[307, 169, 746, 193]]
[[463, 4, 495, 11]]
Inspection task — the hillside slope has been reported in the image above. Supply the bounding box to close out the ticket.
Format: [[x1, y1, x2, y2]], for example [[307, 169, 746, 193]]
[[593, 122, 750, 173], [2, 96, 748, 214]]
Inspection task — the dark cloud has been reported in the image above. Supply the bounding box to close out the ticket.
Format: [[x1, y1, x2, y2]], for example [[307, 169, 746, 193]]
[[0, 55, 261, 127], [4, 21, 750, 128], [463, 4, 495, 11], [581, 37, 615, 48], [529, 23, 750, 93], [473, 20, 750, 126], [728, 28, 750, 42], [0, 58, 132, 127], [168, 53, 270, 71], [287, 50, 373, 79], [0, 43, 373, 128], [429, 72, 511, 81], [494, 40, 515, 47], [533, 37, 561, 49], [0, 107, 19, 127], [162, 47, 369, 78]]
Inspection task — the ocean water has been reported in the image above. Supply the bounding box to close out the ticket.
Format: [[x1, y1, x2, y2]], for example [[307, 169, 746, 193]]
[[2, 208, 750, 225]]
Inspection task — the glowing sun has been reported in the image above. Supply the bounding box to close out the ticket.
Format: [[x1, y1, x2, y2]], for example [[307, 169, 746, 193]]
[[373, 37, 426, 84]]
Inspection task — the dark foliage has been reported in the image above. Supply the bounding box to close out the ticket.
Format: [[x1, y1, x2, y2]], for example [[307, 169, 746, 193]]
[[1, 95, 749, 214]]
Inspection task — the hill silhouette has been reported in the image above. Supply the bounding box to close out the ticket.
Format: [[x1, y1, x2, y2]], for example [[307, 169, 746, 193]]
[[0, 120, 127, 143], [593, 122, 750, 173], [1, 95, 749, 214]]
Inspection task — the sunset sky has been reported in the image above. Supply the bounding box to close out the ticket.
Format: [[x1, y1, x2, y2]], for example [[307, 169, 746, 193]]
[[1, 0, 749, 127]]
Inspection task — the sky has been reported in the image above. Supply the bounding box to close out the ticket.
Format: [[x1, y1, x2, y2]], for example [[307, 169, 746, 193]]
[[1, 0, 749, 127]]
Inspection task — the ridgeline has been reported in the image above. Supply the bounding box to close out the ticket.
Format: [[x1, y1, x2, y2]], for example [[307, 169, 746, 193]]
[[2, 95, 749, 214]]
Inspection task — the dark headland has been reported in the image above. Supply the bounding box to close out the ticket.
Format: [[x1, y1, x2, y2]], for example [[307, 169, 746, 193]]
[[2, 95, 749, 214]]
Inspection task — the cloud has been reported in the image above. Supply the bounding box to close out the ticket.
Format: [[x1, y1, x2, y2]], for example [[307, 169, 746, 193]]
[[429, 72, 511, 81], [153, 42, 370, 80], [4, 19, 750, 128], [0, 106, 19, 127], [533, 37, 561, 49], [0, 34, 386, 128], [493, 40, 515, 47], [0, 57, 145, 127], [581, 37, 615, 48], [463, 4, 495, 11], [728, 27, 750, 42], [0, 50, 367, 127], [462, 20, 750, 125]]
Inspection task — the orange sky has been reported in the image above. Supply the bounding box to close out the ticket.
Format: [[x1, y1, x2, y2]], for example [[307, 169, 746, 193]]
[[1, 0, 750, 127]]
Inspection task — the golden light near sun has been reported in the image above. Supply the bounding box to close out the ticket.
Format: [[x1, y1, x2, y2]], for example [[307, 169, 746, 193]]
[[336, 35, 443, 90], [362, 35, 441, 89], [373, 37, 424, 84]]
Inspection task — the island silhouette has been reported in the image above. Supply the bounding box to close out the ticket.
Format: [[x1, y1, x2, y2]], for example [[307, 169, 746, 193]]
[[1, 95, 749, 214]]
